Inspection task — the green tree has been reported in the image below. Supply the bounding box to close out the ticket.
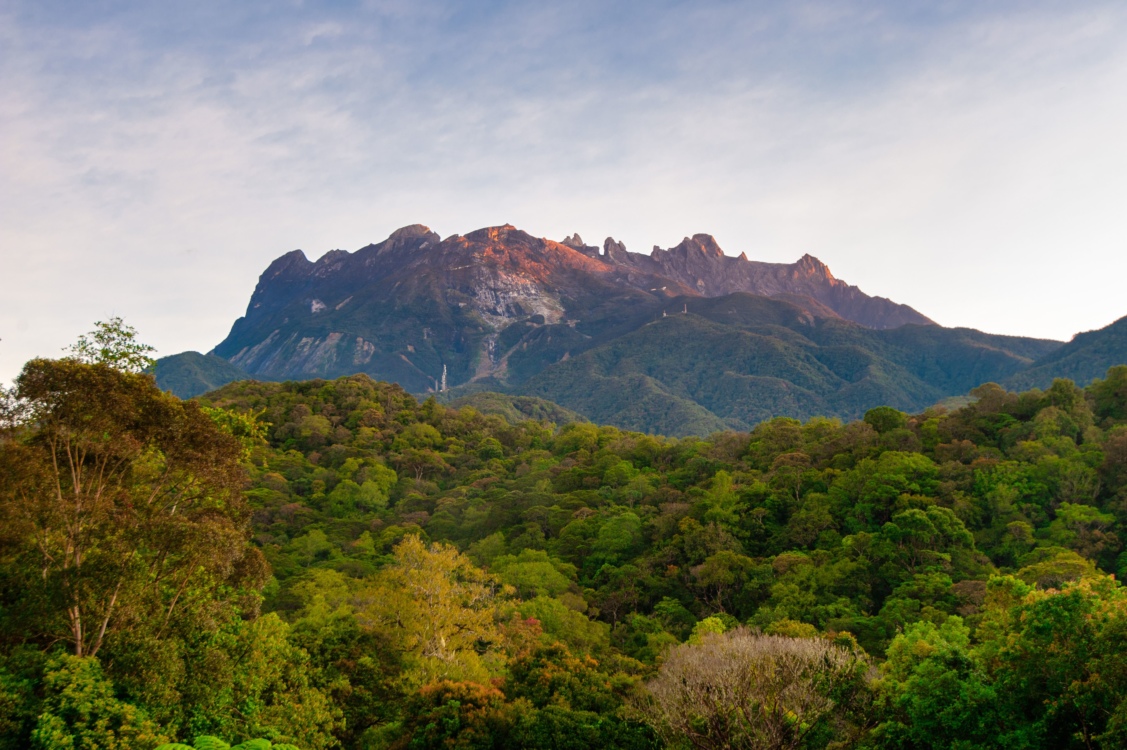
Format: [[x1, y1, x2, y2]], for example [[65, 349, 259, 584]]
[[64, 316, 156, 373], [0, 359, 257, 658], [29, 653, 167, 750]]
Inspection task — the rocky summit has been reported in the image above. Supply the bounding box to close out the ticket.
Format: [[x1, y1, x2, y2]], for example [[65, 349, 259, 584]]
[[211, 223, 934, 389]]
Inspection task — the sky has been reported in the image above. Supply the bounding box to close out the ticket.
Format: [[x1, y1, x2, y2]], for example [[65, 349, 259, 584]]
[[3, 0, 1127, 382]]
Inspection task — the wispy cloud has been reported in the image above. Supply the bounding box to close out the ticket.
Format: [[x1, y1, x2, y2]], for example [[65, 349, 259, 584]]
[[3, 0, 1127, 379]]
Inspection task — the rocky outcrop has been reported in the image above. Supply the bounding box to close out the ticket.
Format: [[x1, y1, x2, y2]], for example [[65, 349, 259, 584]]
[[602, 235, 934, 329]]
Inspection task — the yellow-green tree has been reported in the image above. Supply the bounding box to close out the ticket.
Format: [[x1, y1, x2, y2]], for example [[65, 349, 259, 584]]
[[354, 536, 506, 687]]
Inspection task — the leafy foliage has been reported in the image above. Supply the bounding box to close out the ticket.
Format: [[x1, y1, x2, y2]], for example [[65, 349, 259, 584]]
[[64, 316, 157, 373]]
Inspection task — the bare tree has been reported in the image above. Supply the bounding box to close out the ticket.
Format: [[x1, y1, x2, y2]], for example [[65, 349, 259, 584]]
[[636, 628, 872, 750]]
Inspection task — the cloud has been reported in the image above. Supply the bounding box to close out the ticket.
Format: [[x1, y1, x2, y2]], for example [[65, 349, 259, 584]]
[[2, 0, 1127, 380]]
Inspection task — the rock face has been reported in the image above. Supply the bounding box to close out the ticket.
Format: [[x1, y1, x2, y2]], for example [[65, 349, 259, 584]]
[[212, 224, 692, 390], [210, 223, 935, 393], [600, 235, 933, 329]]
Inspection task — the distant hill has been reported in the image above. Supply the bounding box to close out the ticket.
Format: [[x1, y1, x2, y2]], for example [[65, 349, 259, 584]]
[[1006, 315, 1127, 391], [151, 351, 251, 399]]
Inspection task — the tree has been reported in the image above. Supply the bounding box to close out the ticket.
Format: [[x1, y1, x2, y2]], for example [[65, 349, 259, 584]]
[[29, 653, 168, 750], [636, 628, 872, 750], [392, 680, 512, 750], [353, 536, 505, 687], [63, 316, 156, 373], [0, 359, 257, 658], [872, 617, 999, 750], [864, 407, 908, 435]]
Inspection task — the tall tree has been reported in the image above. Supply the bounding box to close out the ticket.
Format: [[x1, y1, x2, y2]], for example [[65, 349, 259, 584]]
[[0, 358, 257, 657], [353, 535, 505, 688]]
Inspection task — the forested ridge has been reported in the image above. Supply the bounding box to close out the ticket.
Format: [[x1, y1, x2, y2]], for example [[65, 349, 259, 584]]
[[7, 325, 1127, 749]]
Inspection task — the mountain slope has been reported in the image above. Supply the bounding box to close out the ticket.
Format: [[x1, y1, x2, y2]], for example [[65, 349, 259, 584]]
[[513, 294, 1060, 434], [1006, 315, 1127, 390]]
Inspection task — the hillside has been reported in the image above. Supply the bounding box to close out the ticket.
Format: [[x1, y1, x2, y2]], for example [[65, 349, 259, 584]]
[[443, 391, 586, 425], [510, 295, 1061, 435], [1006, 314, 1127, 390], [150, 350, 251, 398]]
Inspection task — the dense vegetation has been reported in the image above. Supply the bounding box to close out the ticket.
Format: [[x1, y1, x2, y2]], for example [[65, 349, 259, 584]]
[[8, 323, 1127, 748]]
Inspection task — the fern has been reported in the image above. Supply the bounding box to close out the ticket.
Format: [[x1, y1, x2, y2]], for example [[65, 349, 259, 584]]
[[192, 738, 231, 750]]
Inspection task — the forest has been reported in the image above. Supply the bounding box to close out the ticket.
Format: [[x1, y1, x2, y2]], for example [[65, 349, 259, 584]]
[[5, 322, 1127, 749]]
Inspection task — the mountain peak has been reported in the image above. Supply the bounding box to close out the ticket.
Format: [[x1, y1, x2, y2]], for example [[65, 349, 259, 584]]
[[315, 249, 349, 264], [561, 233, 585, 249], [464, 224, 530, 243], [796, 253, 833, 279], [659, 234, 725, 260], [264, 249, 313, 279], [387, 224, 438, 243], [690, 234, 725, 258]]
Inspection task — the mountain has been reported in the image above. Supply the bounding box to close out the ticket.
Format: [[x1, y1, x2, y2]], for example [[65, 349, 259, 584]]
[[210, 223, 935, 390], [1006, 315, 1127, 391], [211, 224, 690, 392], [151, 351, 250, 399], [153, 222, 1078, 434]]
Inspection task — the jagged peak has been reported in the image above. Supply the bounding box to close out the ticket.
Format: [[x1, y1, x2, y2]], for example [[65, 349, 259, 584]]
[[690, 234, 724, 258], [464, 224, 533, 243], [658, 234, 725, 259], [604, 237, 627, 260], [264, 249, 313, 279], [314, 249, 350, 264], [795, 253, 834, 279], [561, 233, 585, 249]]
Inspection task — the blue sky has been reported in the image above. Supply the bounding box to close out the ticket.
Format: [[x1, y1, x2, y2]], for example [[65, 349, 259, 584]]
[[3, 0, 1127, 380]]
